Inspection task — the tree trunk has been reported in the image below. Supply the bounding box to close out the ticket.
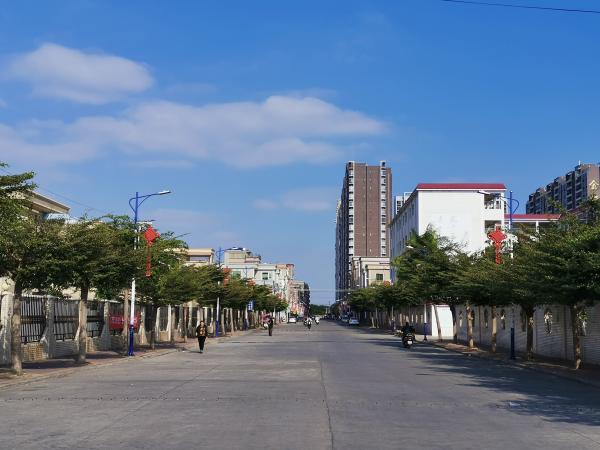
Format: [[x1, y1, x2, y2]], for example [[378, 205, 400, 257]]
[[491, 306, 497, 353], [76, 284, 89, 364], [449, 305, 458, 344], [570, 304, 583, 370], [433, 304, 442, 342], [10, 282, 24, 375], [182, 306, 188, 343], [149, 304, 157, 350], [525, 306, 534, 360], [466, 304, 474, 349]]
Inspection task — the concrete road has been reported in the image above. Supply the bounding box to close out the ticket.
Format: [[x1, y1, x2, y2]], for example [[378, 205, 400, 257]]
[[1, 321, 600, 450]]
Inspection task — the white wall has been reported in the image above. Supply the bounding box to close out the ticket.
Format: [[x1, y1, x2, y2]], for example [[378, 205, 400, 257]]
[[418, 190, 503, 253]]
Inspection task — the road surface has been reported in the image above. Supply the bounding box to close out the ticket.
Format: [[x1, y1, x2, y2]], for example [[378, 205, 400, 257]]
[[1, 321, 600, 449]]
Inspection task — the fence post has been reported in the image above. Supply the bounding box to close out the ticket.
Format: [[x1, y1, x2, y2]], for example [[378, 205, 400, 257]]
[[0, 294, 13, 365], [43, 296, 56, 359]]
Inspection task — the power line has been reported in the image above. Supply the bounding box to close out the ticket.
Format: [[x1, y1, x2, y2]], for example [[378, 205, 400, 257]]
[[0, 165, 115, 216], [434, 0, 600, 14]]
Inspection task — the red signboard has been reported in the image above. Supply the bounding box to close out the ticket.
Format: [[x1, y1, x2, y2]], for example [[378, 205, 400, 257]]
[[109, 313, 141, 331]]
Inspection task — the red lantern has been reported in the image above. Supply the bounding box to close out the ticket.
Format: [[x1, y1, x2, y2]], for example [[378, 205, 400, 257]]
[[143, 224, 160, 277], [488, 226, 506, 265]]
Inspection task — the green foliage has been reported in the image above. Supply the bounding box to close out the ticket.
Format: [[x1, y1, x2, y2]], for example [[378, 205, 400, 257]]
[[61, 216, 139, 299]]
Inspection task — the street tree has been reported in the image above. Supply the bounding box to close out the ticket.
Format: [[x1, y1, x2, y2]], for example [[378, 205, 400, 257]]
[[61, 216, 138, 363], [136, 232, 188, 348], [516, 201, 600, 368]]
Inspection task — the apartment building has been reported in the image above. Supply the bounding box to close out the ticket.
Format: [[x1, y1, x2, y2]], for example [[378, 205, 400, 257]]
[[526, 163, 600, 214], [177, 248, 215, 267], [335, 161, 392, 302], [222, 247, 295, 307]]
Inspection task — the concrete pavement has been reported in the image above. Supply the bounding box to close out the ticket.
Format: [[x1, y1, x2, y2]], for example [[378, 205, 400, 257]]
[[1, 321, 600, 449]]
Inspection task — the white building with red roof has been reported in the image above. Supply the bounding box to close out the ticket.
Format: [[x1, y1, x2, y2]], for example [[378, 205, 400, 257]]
[[389, 183, 507, 264], [388, 183, 508, 337]]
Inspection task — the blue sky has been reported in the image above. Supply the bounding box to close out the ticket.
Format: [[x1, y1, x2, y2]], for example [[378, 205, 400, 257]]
[[1, 1, 599, 304]]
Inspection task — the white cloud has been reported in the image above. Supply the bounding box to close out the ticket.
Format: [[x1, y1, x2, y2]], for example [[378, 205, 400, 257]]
[[253, 187, 339, 213], [0, 95, 385, 168], [6, 43, 153, 104]]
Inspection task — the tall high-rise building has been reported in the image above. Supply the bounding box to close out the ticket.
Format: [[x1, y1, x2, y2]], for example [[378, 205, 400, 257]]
[[335, 161, 392, 303], [526, 163, 600, 214]]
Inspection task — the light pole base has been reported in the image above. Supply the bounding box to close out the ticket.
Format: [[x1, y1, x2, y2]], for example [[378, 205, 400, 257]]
[[128, 326, 135, 357]]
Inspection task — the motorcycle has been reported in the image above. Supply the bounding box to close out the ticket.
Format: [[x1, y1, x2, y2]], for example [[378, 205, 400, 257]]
[[401, 329, 416, 349]]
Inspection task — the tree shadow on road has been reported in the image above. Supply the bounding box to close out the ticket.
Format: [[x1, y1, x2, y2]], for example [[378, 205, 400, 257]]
[[364, 337, 600, 427]]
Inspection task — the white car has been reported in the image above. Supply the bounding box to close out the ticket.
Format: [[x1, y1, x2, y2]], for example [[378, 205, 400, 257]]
[[288, 317, 297, 324], [348, 318, 359, 325]]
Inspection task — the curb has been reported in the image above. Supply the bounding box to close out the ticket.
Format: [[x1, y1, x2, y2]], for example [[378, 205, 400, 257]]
[[422, 340, 600, 389]]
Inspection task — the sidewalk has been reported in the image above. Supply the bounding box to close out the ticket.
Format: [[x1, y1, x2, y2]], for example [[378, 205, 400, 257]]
[[0, 327, 260, 390], [422, 338, 600, 389]]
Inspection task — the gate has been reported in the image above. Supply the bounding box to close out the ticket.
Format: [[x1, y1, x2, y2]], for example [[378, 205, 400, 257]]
[[54, 299, 78, 341], [108, 302, 124, 335], [21, 295, 46, 344], [86, 301, 105, 338]]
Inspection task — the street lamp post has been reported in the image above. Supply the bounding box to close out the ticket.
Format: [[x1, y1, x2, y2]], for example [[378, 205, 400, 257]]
[[478, 189, 519, 360], [128, 190, 171, 357]]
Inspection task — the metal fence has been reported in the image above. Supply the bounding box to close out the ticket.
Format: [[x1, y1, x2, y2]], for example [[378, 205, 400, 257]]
[[109, 302, 124, 335], [86, 301, 105, 338], [21, 295, 46, 344], [159, 307, 169, 332], [144, 305, 155, 333], [54, 299, 79, 341]]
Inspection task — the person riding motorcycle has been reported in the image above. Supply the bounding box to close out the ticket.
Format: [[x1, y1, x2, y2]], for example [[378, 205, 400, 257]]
[[400, 322, 415, 337], [306, 317, 312, 330]]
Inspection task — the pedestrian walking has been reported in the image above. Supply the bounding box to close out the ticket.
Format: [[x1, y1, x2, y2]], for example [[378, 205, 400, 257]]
[[268, 316, 274, 336], [196, 320, 207, 353]]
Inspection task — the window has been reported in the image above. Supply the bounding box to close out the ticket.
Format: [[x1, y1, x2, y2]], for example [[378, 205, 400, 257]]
[[262, 272, 269, 280], [500, 309, 506, 330], [376, 273, 384, 281], [349, 216, 354, 224], [459, 311, 463, 328]]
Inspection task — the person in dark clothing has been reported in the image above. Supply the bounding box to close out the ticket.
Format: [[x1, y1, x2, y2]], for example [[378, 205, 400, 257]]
[[196, 320, 207, 353], [268, 317, 274, 336], [401, 322, 415, 335]]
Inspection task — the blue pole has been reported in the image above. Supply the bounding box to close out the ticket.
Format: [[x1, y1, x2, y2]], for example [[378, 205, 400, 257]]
[[128, 192, 139, 357]]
